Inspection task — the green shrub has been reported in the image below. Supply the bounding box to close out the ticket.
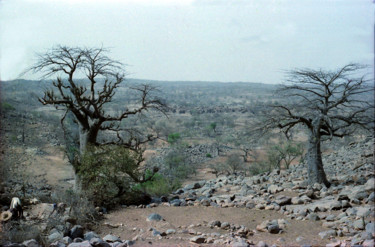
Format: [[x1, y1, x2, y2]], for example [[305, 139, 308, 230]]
[[249, 162, 269, 176], [133, 170, 180, 197], [206, 153, 212, 158], [167, 132, 181, 144], [78, 145, 149, 207], [1, 102, 15, 112]]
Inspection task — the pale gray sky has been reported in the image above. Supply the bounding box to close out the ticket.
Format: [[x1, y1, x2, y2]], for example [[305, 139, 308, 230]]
[[0, 0, 373, 83]]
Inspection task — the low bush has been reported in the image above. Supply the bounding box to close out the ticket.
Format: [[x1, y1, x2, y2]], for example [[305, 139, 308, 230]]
[[52, 188, 99, 226], [1, 102, 15, 112], [133, 170, 180, 197], [2, 222, 44, 245], [249, 162, 269, 176]]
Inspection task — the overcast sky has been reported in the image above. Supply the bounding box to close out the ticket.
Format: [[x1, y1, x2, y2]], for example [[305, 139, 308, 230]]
[[0, 0, 373, 83]]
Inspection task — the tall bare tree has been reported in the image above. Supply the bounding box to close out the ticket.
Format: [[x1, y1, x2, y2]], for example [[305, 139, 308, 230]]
[[263, 64, 374, 187], [27, 46, 167, 188]]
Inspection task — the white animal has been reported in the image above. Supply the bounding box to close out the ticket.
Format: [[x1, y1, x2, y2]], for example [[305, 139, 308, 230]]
[[10, 197, 23, 219]]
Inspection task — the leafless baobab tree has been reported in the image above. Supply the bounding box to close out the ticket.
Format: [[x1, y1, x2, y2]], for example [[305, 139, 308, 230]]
[[263, 63, 374, 187], [26, 46, 167, 189]]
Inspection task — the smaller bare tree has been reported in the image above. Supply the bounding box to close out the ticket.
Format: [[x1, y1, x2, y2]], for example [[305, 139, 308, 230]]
[[262, 64, 374, 187]]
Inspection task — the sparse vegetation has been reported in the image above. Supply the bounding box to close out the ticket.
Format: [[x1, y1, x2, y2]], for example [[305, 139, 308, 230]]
[[78, 145, 158, 207], [267, 141, 304, 170], [1, 102, 15, 112]]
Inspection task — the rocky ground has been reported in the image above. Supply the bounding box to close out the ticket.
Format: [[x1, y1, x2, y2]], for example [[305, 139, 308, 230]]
[[1, 136, 374, 247]]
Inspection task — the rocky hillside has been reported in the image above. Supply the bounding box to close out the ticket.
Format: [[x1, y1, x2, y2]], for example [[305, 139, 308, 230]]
[[1, 137, 374, 247]]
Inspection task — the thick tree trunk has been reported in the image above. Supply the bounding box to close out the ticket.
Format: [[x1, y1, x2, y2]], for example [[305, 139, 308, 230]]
[[74, 123, 101, 191], [73, 170, 82, 191], [306, 132, 331, 187], [79, 125, 90, 155]]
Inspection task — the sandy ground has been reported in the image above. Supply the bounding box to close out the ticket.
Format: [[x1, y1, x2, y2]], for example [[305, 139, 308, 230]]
[[95, 205, 335, 246]]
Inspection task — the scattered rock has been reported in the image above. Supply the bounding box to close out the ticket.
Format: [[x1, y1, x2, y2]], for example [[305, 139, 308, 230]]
[[102, 235, 121, 243], [147, 213, 163, 222], [190, 235, 206, 244], [319, 230, 337, 239], [90, 238, 111, 247], [69, 225, 84, 239]]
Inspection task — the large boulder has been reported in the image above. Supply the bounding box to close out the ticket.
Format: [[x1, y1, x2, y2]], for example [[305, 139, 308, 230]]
[[147, 213, 163, 222], [275, 195, 291, 206], [69, 225, 84, 239], [102, 235, 121, 243], [84, 231, 100, 241], [267, 185, 282, 194], [90, 238, 111, 247], [67, 241, 91, 247], [190, 236, 206, 244], [22, 239, 40, 247], [318, 230, 337, 239], [48, 232, 64, 243]]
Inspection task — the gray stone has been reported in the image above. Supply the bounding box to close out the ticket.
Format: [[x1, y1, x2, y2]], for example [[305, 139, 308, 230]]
[[318, 230, 337, 239], [190, 236, 206, 244], [245, 202, 255, 209], [152, 229, 161, 236], [353, 219, 365, 230], [256, 220, 270, 232], [296, 236, 305, 242], [325, 215, 336, 221], [184, 183, 201, 190], [200, 198, 211, 206], [366, 222, 375, 236], [22, 239, 40, 247], [67, 241, 91, 247], [166, 229, 176, 235], [364, 178, 375, 192], [356, 206, 371, 217], [124, 240, 135, 246], [147, 213, 163, 222], [208, 220, 221, 228], [84, 231, 100, 241], [367, 192, 375, 202], [110, 242, 125, 247], [69, 225, 84, 239], [72, 238, 83, 243], [267, 224, 281, 234], [231, 240, 249, 247], [62, 237, 72, 245], [307, 213, 320, 221], [351, 237, 362, 246], [329, 201, 342, 210], [351, 190, 369, 201], [221, 222, 230, 229], [170, 199, 181, 206], [361, 231, 373, 241], [90, 238, 111, 247], [291, 197, 303, 205], [256, 241, 268, 247], [363, 239, 375, 247], [326, 240, 341, 247], [103, 235, 121, 243], [50, 241, 66, 247], [48, 232, 63, 243], [267, 185, 282, 194], [275, 195, 291, 206]]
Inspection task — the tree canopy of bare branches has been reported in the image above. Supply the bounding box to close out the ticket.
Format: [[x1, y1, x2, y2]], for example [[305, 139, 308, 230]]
[[263, 63, 374, 187], [26, 46, 167, 189]]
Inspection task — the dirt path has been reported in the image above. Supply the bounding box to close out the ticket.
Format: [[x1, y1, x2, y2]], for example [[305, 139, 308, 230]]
[[96, 206, 334, 246]]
